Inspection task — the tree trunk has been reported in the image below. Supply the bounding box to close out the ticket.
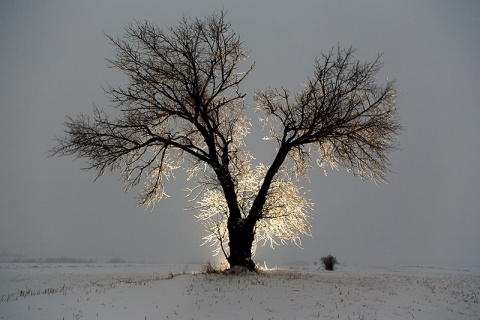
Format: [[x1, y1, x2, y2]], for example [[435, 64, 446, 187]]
[[227, 218, 256, 271], [225, 148, 291, 272]]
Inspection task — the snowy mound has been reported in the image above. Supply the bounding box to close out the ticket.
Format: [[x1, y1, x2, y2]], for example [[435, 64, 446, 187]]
[[1, 263, 479, 319]]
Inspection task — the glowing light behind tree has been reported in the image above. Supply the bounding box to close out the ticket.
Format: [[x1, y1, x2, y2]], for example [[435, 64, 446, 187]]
[[192, 163, 313, 258]]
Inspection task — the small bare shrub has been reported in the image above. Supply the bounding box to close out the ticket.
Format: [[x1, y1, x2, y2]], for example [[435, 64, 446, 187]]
[[320, 255, 338, 271]]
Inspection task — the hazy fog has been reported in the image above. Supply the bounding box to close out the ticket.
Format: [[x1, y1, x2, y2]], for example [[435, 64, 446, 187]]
[[1, 0, 479, 267]]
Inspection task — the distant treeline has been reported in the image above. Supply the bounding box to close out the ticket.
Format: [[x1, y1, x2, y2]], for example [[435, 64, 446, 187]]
[[105, 258, 127, 263], [11, 257, 96, 264]]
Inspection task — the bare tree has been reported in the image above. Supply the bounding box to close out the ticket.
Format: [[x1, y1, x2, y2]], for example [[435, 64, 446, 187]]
[[51, 11, 401, 271]]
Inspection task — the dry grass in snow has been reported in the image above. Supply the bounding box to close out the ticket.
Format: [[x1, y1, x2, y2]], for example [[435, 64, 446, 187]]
[[1, 263, 479, 319]]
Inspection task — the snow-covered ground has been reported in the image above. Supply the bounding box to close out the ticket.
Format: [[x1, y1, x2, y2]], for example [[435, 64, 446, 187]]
[[1, 263, 479, 319]]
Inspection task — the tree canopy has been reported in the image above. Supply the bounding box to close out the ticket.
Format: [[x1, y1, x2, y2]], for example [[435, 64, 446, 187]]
[[51, 11, 401, 270]]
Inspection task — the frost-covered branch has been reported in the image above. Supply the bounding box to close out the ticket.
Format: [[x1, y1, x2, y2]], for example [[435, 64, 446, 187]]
[[255, 46, 401, 183], [193, 164, 313, 258]]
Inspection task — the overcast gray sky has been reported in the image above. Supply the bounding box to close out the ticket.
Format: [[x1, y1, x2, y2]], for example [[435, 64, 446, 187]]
[[1, 0, 479, 267]]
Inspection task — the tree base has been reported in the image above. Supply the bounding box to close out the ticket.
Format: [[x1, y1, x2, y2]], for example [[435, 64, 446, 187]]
[[227, 219, 257, 272], [228, 258, 256, 272]]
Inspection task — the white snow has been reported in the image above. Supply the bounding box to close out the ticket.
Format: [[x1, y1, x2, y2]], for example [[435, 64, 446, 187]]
[[1, 263, 479, 319]]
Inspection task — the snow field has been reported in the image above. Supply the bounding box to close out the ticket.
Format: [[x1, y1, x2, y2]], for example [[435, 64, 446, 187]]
[[0, 263, 479, 319]]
